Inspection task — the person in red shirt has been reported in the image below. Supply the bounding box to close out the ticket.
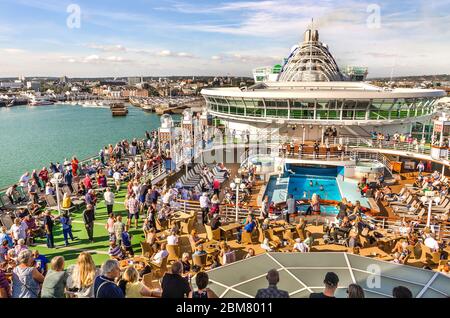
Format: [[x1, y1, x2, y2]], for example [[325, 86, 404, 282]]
[[71, 157, 79, 176], [83, 174, 92, 190], [213, 178, 220, 196], [38, 167, 49, 186]]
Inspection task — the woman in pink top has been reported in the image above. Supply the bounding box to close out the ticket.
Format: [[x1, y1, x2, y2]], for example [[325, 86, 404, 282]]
[[105, 213, 116, 242]]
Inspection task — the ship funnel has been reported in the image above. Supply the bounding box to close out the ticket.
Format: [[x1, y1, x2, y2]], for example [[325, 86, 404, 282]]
[[304, 29, 312, 42], [312, 29, 319, 41]]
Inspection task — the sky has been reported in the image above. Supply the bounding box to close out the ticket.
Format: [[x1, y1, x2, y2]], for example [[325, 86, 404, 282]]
[[0, 0, 449, 78]]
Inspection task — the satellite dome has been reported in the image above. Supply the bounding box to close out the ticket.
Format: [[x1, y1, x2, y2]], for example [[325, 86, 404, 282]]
[[160, 114, 173, 128]]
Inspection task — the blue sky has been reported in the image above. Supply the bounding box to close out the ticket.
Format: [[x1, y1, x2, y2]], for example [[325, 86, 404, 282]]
[[0, 0, 449, 77]]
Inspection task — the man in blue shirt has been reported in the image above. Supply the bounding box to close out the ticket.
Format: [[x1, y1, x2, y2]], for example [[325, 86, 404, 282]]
[[32, 250, 49, 275], [121, 230, 134, 257], [94, 259, 124, 298]]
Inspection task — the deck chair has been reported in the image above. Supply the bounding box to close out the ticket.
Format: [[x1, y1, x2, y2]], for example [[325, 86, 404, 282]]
[[358, 234, 370, 248], [267, 229, 282, 248], [241, 230, 254, 245], [0, 213, 14, 230], [155, 219, 168, 232], [296, 225, 306, 241], [142, 272, 156, 289], [188, 236, 198, 253], [222, 250, 236, 265], [421, 245, 441, 265], [45, 194, 59, 211], [192, 254, 207, 269], [140, 242, 154, 259], [282, 230, 296, 245], [205, 224, 221, 241], [257, 227, 265, 243], [409, 242, 422, 260], [431, 199, 450, 212], [150, 256, 168, 279], [402, 252, 411, 265], [180, 216, 195, 235], [390, 195, 414, 208], [166, 244, 180, 263]]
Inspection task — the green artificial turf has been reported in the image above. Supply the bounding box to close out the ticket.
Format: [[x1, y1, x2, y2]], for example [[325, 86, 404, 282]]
[[33, 187, 146, 267]]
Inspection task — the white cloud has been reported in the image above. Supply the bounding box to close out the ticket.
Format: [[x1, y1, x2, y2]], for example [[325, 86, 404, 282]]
[[1, 48, 26, 54], [87, 43, 127, 52], [157, 50, 172, 57]]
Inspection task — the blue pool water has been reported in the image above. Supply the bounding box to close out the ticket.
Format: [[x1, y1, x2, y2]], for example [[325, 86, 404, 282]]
[[264, 165, 343, 215], [297, 204, 339, 215], [287, 176, 342, 201]]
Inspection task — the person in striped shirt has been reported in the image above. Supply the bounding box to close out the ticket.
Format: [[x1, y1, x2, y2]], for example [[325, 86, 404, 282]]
[[108, 241, 124, 260]]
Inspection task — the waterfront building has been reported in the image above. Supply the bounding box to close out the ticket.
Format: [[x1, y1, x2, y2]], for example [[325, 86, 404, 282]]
[[26, 80, 41, 92], [128, 76, 144, 86]]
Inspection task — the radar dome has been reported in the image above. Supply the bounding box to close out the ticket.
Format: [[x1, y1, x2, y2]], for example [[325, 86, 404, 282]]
[[160, 114, 173, 128]]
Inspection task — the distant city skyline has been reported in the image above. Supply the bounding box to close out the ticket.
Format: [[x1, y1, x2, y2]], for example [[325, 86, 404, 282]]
[[0, 0, 449, 78]]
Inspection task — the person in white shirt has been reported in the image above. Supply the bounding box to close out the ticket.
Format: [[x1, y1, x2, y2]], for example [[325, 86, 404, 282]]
[[132, 182, 141, 198], [424, 234, 439, 251], [260, 238, 273, 252], [292, 238, 309, 253], [151, 243, 169, 265], [19, 172, 30, 189], [167, 230, 179, 245], [104, 187, 115, 214], [162, 189, 173, 205], [199, 193, 211, 225], [10, 218, 28, 242], [113, 171, 121, 191]]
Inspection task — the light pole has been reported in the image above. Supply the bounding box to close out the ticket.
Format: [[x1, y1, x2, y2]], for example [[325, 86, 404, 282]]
[[50, 172, 63, 215], [230, 177, 246, 222], [420, 191, 441, 228]]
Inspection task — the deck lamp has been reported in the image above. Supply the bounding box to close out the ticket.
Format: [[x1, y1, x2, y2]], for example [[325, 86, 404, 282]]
[[420, 192, 441, 227], [50, 172, 63, 215], [230, 178, 246, 222]]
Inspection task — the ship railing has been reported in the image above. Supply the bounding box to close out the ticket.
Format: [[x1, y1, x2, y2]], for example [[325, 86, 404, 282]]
[[345, 137, 432, 155], [174, 198, 256, 222], [364, 214, 449, 243]]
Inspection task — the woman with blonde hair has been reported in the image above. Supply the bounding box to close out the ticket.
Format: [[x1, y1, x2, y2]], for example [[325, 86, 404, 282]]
[[66, 252, 100, 298], [117, 266, 159, 298], [305, 193, 320, 215]]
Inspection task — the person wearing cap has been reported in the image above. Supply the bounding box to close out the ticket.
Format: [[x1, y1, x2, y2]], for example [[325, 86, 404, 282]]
[[255, 269, 289, 298], [309, 272, 339, 298]]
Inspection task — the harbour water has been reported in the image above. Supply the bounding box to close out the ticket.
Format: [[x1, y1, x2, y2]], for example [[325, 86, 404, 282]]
[[0, 104, 166, 188]]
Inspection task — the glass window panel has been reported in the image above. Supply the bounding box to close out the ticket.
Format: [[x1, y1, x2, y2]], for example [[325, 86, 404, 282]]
[[346, 254, 435, 285], [353, 271, 424, 297], [355, 111, 366, 119], [207, 254, 280, 287], [272, 253, 348, 267], [235, 270, 303, 296], [429, 275, 450, 296], [289, 269, 353, 288]]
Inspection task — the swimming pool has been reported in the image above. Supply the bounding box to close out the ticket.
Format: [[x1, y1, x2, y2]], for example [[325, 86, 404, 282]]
[[265, 174, 342, 203], [297, 204, 339, 215], [288, 175, 342, 201]]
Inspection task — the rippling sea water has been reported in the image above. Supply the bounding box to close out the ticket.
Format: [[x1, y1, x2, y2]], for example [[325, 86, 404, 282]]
[[0, 104, 166, 188]]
